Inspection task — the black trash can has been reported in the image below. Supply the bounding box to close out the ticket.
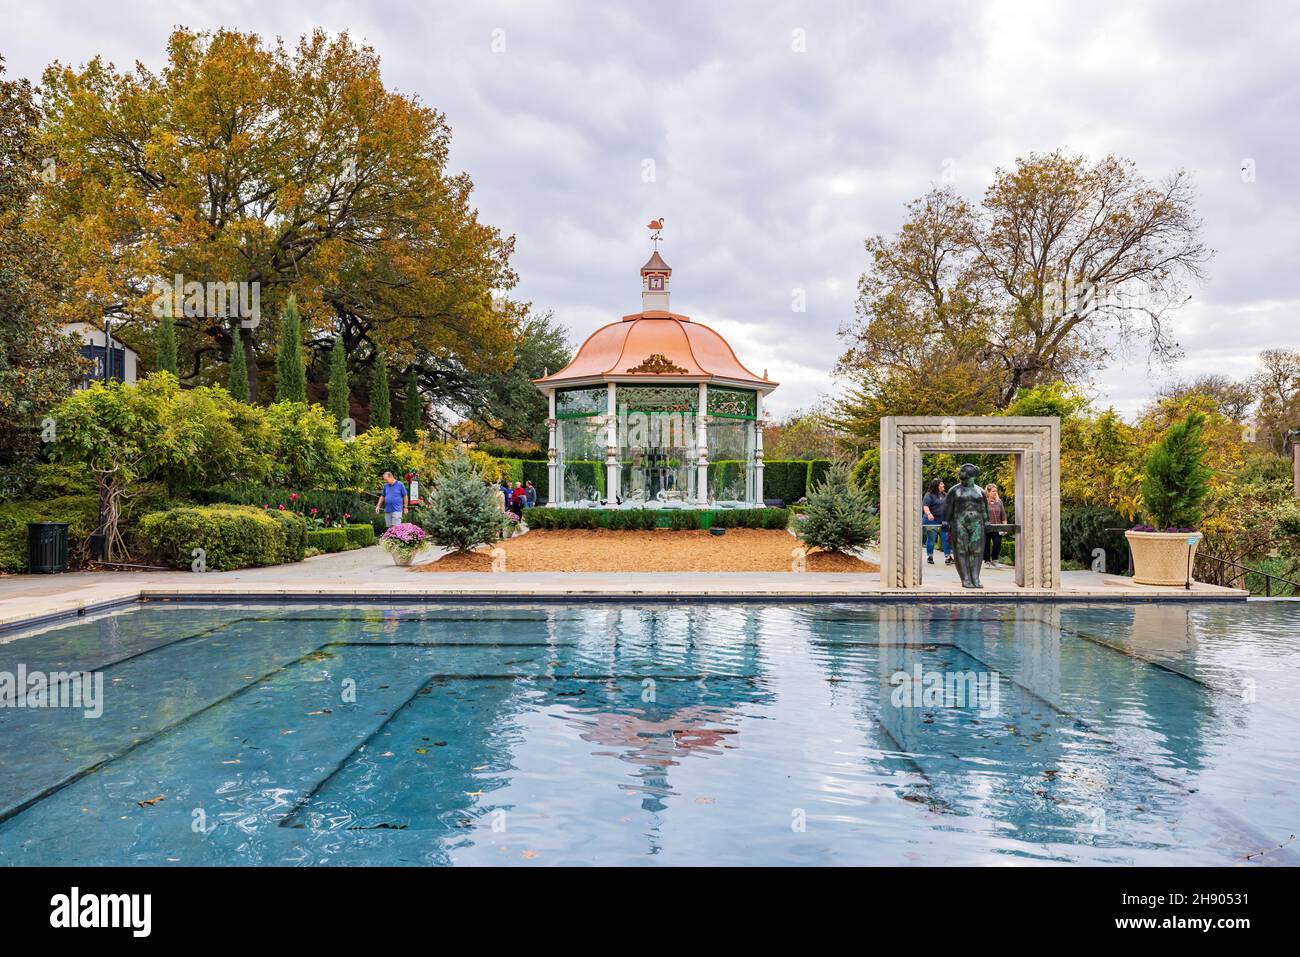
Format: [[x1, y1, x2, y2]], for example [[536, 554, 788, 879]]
[[27, 522, 69, 574]]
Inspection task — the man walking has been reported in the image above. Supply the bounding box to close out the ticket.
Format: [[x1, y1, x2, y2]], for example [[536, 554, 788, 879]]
[[375, 471, 409, 527]]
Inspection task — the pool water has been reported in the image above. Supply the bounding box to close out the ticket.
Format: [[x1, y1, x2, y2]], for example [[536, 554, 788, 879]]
[[0, 602, 1295, 865]]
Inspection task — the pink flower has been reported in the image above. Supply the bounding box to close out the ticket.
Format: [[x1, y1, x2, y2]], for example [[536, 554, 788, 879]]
[[343, 512, 351, 520], [290, 492, 299, 502], [278, 504, 285, 510], [310, 507, 319, 515], [262, 504, 269, 509]]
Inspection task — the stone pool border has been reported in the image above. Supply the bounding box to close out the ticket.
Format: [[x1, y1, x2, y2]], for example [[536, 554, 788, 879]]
[[0, 578, 1251, 637]]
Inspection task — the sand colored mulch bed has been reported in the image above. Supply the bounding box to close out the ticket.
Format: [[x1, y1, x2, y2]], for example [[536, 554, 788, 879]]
[[412, 528, 879, 573]]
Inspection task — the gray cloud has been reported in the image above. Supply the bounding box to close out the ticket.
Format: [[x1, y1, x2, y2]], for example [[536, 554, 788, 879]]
[[3, 0, 1296, 417]]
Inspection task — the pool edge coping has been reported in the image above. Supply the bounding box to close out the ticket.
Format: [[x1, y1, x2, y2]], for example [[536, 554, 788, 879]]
[[0, 585, 1255, 637]]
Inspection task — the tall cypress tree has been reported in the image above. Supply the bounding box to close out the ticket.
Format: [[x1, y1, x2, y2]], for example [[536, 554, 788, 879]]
[[370, 350, 391, 429], [276, 294, 306, 403], [327, 334, 349, 422], [156, 312, 177, 375], [227, 326, 250, 401], [401, 368, 421, 441]]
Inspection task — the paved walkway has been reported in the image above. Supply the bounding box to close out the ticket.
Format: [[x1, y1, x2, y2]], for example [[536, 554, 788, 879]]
[[0, 544, 1248, 632]]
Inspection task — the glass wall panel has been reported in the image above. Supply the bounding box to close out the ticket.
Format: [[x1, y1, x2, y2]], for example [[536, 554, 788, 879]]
[[707, 418, 755, 501], [618, 399, 696, 502], [557, 416, 606, 502], [556, 387, 607, 417]]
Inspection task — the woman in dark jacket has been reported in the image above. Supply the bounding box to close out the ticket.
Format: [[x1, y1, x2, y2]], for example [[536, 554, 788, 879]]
[[921, 479, 953, 565]]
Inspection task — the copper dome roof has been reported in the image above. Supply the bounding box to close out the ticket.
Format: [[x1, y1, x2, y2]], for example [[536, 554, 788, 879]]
[[534, 310, 776, 390]]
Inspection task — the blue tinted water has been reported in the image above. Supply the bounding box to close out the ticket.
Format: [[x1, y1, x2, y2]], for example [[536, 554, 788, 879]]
[[0, 602, 1295, 865]]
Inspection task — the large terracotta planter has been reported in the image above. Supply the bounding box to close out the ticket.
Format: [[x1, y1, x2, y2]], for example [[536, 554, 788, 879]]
[[1125, 530, 1202, 586]]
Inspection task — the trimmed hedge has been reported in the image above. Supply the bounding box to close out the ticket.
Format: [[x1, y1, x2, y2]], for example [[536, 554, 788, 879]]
[[807, 459, 832, 493], [764, 459, 835, 505], [138, 505, 298, 571], [306, 528, 350, 553], [0, 493, 100, 572], [263, 508, 308, 562], [522, 460, 549, 502], [344, 523, 376, 547], [525, 506, 789, 532], [198, 485, 381, 532]]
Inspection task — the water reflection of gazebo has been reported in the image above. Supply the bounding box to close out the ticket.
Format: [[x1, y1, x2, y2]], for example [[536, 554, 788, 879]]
[[534, 248, 778, 506]]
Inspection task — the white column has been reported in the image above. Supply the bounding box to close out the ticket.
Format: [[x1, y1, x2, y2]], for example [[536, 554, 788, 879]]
[[546, 390, 558, 504], [604, 383, 619, 504], [696, 382, 709, 504], [754, 391, 764, 505]]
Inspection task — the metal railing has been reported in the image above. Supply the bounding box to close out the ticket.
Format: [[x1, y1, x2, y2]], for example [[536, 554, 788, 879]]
[[1194, 553, 1299, 598]]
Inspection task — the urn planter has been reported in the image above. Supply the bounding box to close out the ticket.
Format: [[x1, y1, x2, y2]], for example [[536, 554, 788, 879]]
[[1125, 530, 1202, 586]]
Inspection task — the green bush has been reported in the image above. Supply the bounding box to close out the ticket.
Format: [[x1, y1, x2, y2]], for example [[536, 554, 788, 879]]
[[306, 528, 350, 553], [762, 507, 791, 530], [669, 510, 700, 530], [850, 449, 880, 495], [138, 505, 288, 570], [1141, 411, 1212, 529], [262, 508, 308, 562], [1060, 505, 1129, 569], [0, 462, 97, 504], [606, 509, 658, 531], [421, 449, 504, 552], [345, 523, 376, 548], [798, 463, 878, 553], [0, 494, 101, 572], [198, 485, 377, 531], [495, 458, 525, 484]]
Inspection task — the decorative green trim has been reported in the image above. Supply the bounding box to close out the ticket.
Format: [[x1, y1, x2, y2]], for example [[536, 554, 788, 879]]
[[708, 387, 756, 418]]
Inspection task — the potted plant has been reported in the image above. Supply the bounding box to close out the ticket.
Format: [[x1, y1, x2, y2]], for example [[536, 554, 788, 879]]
[[379, 522, 430, 566], [1126, 412, 1212, 586]]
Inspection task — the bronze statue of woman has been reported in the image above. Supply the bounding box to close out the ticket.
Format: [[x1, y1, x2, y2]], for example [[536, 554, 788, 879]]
[[944, 463, 989, 588]]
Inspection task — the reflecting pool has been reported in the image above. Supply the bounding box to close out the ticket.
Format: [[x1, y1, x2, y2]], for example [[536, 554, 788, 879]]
[[0, 602, 1295, 865]]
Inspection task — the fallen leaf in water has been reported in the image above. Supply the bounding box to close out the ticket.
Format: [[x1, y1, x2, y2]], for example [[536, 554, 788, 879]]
[[521, 849, 538, 859], [695, 796, 715, 805], [222, 760, 241, 765], [415, 748, 428, 755], [137, 795, 165, 808], [466, 791, 483, 798]]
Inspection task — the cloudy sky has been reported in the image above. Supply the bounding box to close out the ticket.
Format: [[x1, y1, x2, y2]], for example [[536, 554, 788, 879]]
[[3, 0, 1296, 418]]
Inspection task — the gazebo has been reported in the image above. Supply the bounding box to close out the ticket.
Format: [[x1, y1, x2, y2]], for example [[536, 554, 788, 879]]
[[534, 247, 778, 507]]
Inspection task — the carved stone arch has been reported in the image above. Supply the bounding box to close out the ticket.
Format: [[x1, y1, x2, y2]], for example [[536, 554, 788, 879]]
[[879, 417, 1061, 589]]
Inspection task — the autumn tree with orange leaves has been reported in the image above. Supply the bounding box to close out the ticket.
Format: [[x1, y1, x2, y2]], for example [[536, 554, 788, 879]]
[[33, 27, 520, 415]]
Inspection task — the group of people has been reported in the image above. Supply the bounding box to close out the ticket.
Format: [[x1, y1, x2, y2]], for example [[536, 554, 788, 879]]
[[494, 479, 537, 517], [921, 478, 1007, 567]]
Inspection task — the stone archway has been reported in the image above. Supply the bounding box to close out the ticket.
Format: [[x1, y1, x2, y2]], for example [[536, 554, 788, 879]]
[[879, 416, 1061, 589]]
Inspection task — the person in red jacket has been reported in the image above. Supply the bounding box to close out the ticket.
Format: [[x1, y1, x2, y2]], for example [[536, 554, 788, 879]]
[[508, 482, 528, 516]]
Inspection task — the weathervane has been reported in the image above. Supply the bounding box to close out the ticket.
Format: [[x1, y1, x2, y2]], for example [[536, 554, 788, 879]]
[[646, 217, 664, 250]]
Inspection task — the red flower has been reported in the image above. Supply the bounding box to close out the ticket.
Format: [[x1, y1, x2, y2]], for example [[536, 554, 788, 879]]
[[310, 507, 319, 515], [278, 504, 285, 510], [290, 492, 299, 501]]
